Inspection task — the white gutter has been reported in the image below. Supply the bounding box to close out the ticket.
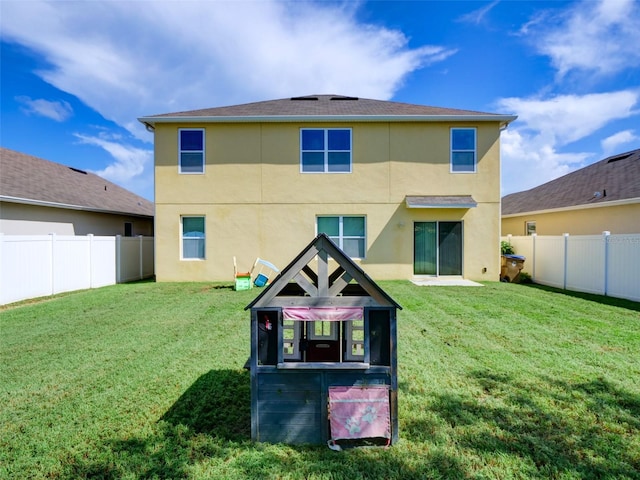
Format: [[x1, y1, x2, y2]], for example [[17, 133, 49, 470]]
[[138, 114, 518, 128], [502, 197, 640, 218], [0, 195, 153, 218]]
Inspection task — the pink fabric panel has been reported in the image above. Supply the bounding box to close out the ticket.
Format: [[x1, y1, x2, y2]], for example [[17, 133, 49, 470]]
[[328, 386, 391, 441], [282, 307, 363, 321]]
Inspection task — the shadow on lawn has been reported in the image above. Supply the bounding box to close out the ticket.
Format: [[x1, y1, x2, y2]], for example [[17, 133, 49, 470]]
[[161, 369, 252, 439], [61, 369, 251, 479], [522, 283, 640, 312], [418, 370, 640, 479], [61, 370, 469, 479]]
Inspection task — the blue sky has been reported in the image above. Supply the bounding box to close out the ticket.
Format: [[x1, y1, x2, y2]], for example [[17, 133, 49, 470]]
[[1, 0, 639, 202]]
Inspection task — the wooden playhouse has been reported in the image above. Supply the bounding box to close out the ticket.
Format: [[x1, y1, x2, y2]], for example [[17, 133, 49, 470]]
[[245, 234, 401, 445]]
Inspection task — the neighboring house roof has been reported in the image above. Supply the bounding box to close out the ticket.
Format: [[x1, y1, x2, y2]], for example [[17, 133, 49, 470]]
[[0, 147, 154, 217], [502, 148, 640, 216], [139, 94, 517, 126]]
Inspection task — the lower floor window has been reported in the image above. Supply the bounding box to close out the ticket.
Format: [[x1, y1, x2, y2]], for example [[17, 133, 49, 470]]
[[525, 221, 536, 236], [182, 216, 205, 259], [317, 215, 366, 258]]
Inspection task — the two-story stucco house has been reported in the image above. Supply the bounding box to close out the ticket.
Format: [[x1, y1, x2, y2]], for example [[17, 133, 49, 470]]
[[139, 95, 516, 282]]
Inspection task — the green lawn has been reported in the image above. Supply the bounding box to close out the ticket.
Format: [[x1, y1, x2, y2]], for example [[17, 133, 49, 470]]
[[1, 281, 639, 479]]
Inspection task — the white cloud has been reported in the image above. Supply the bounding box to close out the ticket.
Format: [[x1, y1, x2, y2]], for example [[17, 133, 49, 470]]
[[500, 128, 590, 195], [15, 96, 73, 121], [457, 0, 500, 25], [1, 1, 455, 143], [73, 133, 152, 197], [601, 130, 639, 156], [498, 90, 640, 195], [524, 0, 640, 78], [498, 90, 639, 147]]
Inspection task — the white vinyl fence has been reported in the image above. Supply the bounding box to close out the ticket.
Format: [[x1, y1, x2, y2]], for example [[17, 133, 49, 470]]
[[0, 234, 154, 306], [502, 233, 639, 302]]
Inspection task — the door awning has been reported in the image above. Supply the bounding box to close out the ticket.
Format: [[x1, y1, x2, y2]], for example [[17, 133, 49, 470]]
[[405, 195, 477, 209]]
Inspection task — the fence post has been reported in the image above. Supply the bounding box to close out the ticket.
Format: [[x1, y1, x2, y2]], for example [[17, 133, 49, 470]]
[[563, 233, 569, 290], [531, 233, 537, 282], [603, 231, 610, 297], [116, 235, 122, 284], [48, 233, 56, 296], [0, 234, 3, 304], [88, 234, 94, 289], [139, 235, 144, 280]]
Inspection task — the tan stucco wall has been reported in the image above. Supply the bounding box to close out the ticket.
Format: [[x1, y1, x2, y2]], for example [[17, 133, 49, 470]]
[[154, 121, 503, 282], [501, 202, 640, 236], [0, 202, 153, 236]]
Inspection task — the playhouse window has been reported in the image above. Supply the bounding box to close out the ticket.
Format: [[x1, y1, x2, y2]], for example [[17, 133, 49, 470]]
[[256, 308, 391, 368], [308, 321, 338, 340], [282, 319, 302, 360], [343, 319, 365, 361]]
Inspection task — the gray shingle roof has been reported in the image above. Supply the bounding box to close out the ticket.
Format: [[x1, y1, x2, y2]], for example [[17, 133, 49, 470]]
[[502, 149, 640, 215], [0, 147, 154, 217], [140, 94, 516, 124]]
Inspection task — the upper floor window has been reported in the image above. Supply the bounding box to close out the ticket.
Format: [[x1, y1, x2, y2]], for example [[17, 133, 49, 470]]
[[181, 216, 205, 259], [301, 128, 351, 173], [451, 128, 476, 173], [179, 129, 205, 174], [317, 215, 365, 258]]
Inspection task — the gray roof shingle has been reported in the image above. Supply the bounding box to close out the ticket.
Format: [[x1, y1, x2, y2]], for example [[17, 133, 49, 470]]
[[502, 149, 640, 215], [0, 147, 154, 217], [140, 94, 516, 123]]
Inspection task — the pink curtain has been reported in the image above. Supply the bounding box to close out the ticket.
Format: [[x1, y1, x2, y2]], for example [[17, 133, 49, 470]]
[[328, 386, 391, 441], [282, 307, 363, 322]]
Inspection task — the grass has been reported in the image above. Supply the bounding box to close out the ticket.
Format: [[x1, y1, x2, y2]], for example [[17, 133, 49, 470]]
[[1, 280, 639, 479]]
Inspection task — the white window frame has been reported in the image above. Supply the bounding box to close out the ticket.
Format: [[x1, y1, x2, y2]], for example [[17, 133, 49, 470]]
[[300, 128, 352, 173], [343, 320, 365, 362], [179, 128, 205, 174], [181, 215, 205, 260], [316, 215, 366, 259], [450, 127, 477, 173], [526, 221, 536, 236], [282, 319, 302, 360], [307, 321, 339, 341]]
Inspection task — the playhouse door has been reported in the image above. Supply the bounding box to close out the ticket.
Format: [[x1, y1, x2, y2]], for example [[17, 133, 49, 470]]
[[414, 222, 462, 275], [305, 320, 340, 362]]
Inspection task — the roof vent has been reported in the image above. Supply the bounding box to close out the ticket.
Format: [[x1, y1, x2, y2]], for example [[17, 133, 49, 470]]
[[69, 167, 87, 175], [330, 96, 359, 101], [607, 152, 633, 163], [291, 96, 318, 101]]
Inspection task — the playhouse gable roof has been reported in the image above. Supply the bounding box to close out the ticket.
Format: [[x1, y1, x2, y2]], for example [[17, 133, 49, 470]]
[[245, 234, 401, 310]]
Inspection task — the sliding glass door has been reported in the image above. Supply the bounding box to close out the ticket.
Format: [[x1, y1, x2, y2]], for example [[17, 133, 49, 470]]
[[414, 222, 462, 275]]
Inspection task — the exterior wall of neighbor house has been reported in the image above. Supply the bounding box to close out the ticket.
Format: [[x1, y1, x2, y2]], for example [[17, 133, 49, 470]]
[[0, 201, 153, 236], [154, 121, 503, 282], [501, 202, 640, 236]]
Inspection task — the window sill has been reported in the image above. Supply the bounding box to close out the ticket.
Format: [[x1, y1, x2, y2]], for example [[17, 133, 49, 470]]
[[277, 362, 370, 370]]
